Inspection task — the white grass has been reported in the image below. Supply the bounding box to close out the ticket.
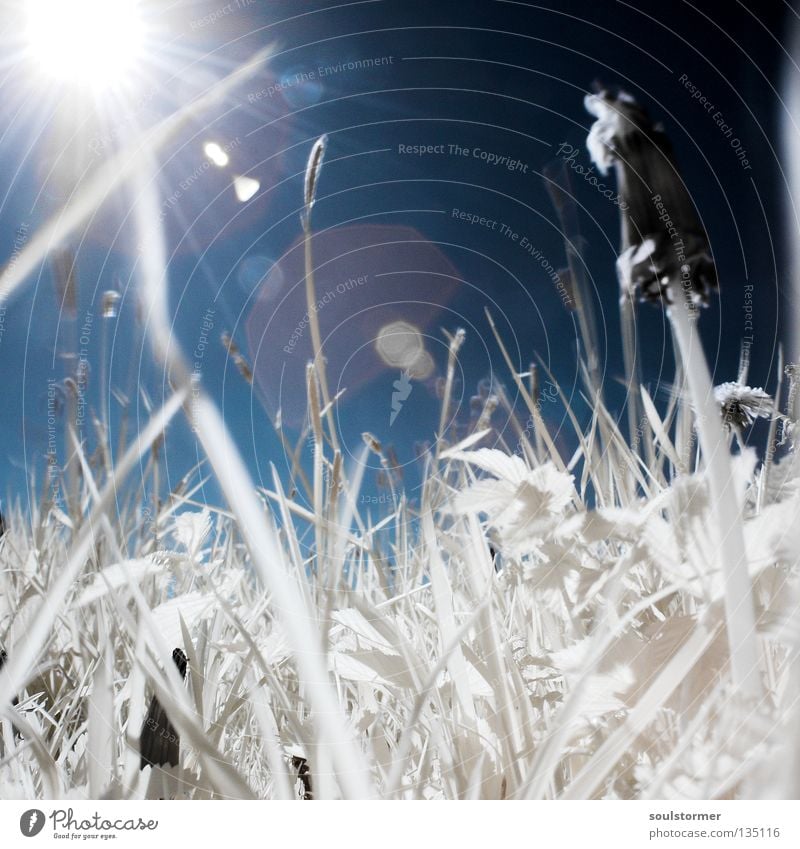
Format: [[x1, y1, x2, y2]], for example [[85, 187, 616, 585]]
[[1, 334, 797, 799], [0, 53, 798, 801], [667, 286, 761, 700]]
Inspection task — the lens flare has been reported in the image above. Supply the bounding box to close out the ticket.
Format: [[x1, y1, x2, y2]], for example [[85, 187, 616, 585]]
[[25, 0, 144, 87], [233, 175, 260, 202], [245, 224, 461, 427], [203, 142, 230, 167]]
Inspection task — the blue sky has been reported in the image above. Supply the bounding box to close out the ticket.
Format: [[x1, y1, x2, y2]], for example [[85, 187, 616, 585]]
[[0, 0, 789, 516]]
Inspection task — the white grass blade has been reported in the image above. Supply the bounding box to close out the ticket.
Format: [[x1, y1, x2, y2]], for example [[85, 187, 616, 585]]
[[562, 623, 721, 799], [87, 643, 114, 798], [248, 678, 295, 800], [0, 389, 186, 712], [421, 511, 476, 723], [668, 288, 761, 700]]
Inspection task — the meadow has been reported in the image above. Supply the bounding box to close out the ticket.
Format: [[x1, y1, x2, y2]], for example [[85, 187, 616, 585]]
[[0, 53, 798, 801]]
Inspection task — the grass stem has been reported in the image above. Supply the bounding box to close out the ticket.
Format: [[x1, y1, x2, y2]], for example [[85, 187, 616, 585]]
[[667, 283, 762, 700]]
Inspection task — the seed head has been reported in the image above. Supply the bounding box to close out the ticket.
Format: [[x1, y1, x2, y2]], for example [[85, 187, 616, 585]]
[[362, 432, 382, 455], [714, 381, 774, 430], [303, 134, 328, 226], [221, 332, 253, 384], [585, 87, 717, 307]]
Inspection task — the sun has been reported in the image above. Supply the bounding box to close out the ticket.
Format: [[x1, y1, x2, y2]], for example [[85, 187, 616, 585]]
[[25, 0, 145, 88]]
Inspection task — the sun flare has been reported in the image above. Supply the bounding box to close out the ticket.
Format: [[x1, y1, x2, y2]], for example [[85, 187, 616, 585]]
[[25, 0, 144, 88]]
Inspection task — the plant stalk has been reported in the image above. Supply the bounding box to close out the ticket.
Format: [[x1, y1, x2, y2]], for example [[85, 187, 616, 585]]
[[667, 282, 761, 700]]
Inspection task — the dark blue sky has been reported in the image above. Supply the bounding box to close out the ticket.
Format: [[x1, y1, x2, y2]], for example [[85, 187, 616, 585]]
[[0, 0, 790, 514]]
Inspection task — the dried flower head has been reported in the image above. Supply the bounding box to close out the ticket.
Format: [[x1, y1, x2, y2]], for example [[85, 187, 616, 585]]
[[714, 382, 774, 430], [585, 88, 717, 307]]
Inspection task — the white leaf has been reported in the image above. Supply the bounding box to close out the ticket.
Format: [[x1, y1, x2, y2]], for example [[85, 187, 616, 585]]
[[150, 593, 218, 648], [446, 448, 529, 484], [76, 559, 161, 607], [330, 650, 414, 688], [173, 509, 211, 554], [331, 608, 399, 655]]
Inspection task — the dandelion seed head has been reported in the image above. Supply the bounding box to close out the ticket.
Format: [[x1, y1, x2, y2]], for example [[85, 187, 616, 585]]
[[584, 89, 641, 176], [586, 88, 717, 307], [714, 382, 774, 430]]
